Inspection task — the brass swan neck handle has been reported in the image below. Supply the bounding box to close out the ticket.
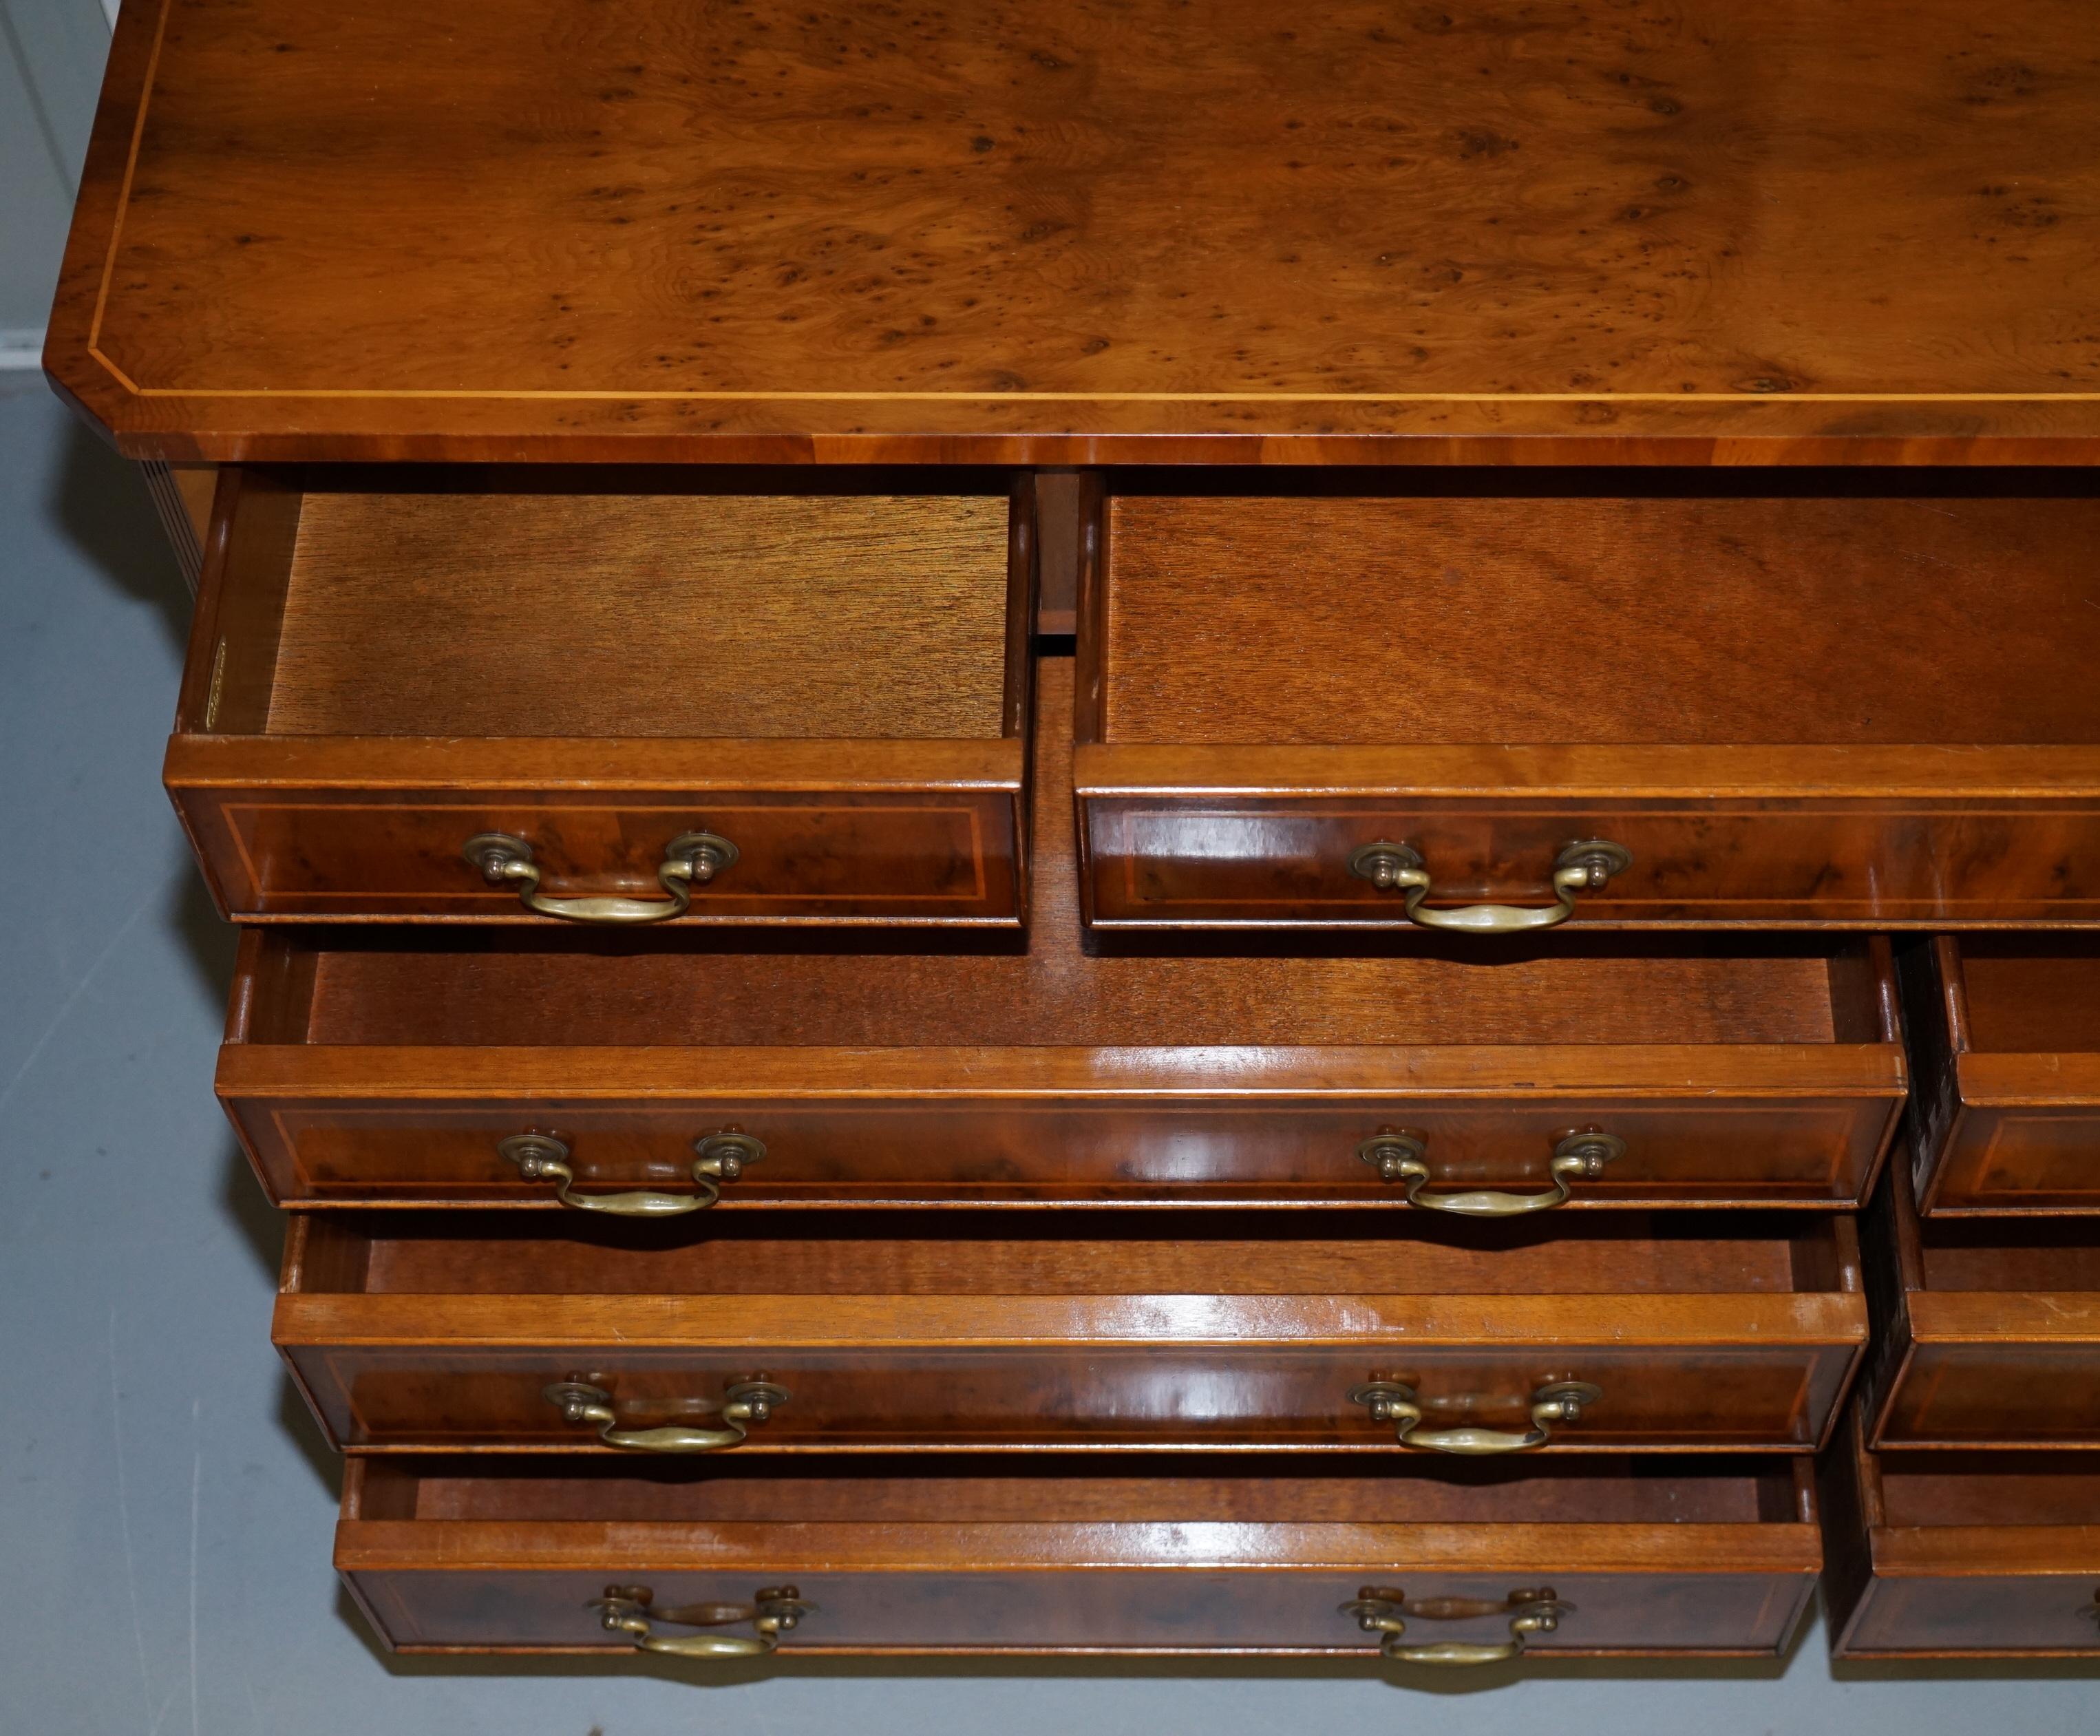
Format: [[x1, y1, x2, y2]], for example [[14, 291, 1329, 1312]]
[[465, 829, 736, 923], [593, 1585, 813, 1658], [1350, 1378, 1602, 1454], [499, 1132, 764, 1216], [1358, 1128, 1625, 1216], [1348, 838, 1630, 932], [1341, 1586, 1572, 1666], [544, 1377, 789, 1453]]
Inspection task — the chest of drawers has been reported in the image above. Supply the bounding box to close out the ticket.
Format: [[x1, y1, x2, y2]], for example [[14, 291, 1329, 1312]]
[[46, 0, 2100, 1676]]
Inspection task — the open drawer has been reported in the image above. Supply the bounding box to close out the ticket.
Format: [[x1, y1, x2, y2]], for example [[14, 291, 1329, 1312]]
[[1903, 935, 2100, 1213], [339, 1453, 1821, 1658], [1073, 479, 2100, 931], [218, 663, 1906, 1211], [275, 1209, 1865, 1454], [1859, 1153, 2100, 1449], [167, 468, 1034, 926], [1821, 1406, 2100, 1657]]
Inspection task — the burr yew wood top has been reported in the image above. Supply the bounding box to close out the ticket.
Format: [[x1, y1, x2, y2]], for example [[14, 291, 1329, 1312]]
[[45, 0, 2100, 463]]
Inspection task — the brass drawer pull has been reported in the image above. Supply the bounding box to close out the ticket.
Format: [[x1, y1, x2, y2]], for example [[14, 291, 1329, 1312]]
[[544, 1377, 789, 1452], [1348, 838, 1630, 932], [593, 1585, 812, 1658], [498, 1132, 764, 1216], [463, 829, 736, 922], [1350, 1378, 1601, 1454], [1357, 1129, 1625, 1216], [1341, 1587, 1571, 1666]]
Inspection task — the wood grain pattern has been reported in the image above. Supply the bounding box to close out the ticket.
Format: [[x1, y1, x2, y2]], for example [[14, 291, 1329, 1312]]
[[273, 1210, 1866, 1453], [1101, 494, 2100, 746], [273, 492, 1011, 739], [1902, 935, 2100, 1212], [335, 1456, 1818, 1654], [1821, 1408, 2100, 1658], [47, 0, 2100, 463], [216, 663, 1905, 1209]]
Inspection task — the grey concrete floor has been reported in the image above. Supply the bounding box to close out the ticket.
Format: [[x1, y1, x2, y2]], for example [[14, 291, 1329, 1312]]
[[2, 380, 2095, 1733]]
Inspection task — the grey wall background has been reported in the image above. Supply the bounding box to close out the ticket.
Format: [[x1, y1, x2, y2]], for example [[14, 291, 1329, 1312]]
[[3, 10, 2099, 1730], [0, 0, 112, 354]]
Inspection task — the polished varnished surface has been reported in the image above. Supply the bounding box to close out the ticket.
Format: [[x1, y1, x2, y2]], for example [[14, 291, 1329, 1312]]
[[1820, 1411, 2100, 1658], [273, 1210, 1865, 1453], [215, 661, 1905, 1209], [49, 0, 2100, 462], [339, 1455, 1820, 1654]]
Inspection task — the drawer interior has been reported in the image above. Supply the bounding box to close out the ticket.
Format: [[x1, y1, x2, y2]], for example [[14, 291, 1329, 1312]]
[[1093, 478, 2100, 746], [289, 1209, 1856, 1298], [348, 1452, 1808, 1525], [238, 660, 1889, 1052], [1944, 937, 2100, 1053], [264, 930, 1866, 1050], [1874, 1453, 2100, 1527], [191, 467, 1026, 741], [1909, 1215, 2100, 1293]]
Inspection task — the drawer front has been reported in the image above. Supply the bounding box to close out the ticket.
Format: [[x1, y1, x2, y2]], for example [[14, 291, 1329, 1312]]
[[1924, 1099, 2100, 1214], [284, 1339, 1859, 1453], [172, 776, 1022, 924], [347, 1559, 1810, 1655], [1876, 1342, 2100, 1449], [229, 1092, 1898, 1209], [1845, 1573, 2100, 1656], [1079, 794, 2100, 929]]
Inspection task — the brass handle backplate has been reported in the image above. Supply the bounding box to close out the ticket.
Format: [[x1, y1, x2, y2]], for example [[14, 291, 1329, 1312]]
[[1341, 1586, 1572, 1666], [498, 1132, 765, 1216], [1348, 839, 1630, 932], [464, 829, 736, 923], [593, 1584, 812, 1658], [546, 1377, 789, 1453], [1357, 1129, 1625, 1216], [1350, 1378, 1602, 1454]]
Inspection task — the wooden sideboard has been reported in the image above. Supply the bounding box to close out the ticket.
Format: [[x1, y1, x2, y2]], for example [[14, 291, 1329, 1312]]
[[45, 0, 2100, 1669]]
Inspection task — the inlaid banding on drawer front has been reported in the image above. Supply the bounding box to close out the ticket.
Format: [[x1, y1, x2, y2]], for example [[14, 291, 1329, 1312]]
[[233, 1092, 1889, 1208], [1078, 486, 2100, 930], [195, 789, 999, 915], [1076, 781, 2100, 928], [337, 1455, 1821, 1656], [273, 1212, 1865, 1454], [167, 467, 1035, 924]]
